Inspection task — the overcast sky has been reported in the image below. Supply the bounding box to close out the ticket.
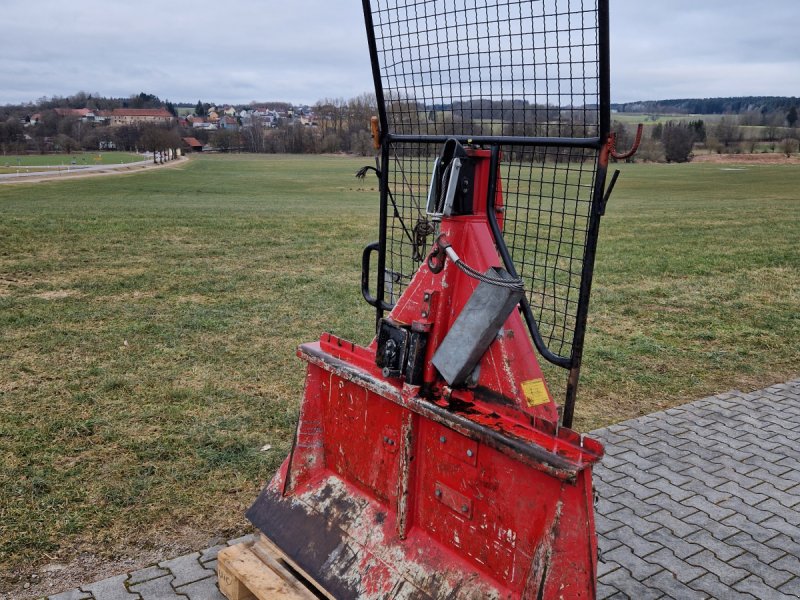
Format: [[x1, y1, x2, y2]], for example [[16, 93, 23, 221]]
[[2, 0, 798, 107]]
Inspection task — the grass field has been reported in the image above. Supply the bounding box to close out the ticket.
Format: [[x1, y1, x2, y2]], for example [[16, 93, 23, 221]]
[[612, 113, 726, 126], [0, 154, 798, 590], [1, 152, 144, 169]]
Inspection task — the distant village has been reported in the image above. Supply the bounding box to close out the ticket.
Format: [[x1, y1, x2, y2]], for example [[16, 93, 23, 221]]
[[0, 90, 381, 156], [16, 103, 319, 154]]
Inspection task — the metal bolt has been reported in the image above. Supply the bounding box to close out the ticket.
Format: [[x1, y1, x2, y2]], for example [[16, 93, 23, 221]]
[[439, 436, 446, 443], [461, 505, 469, 513], [466, 449, 474, 458], [421, 311, 428, 318], [383, 436, 389, 443], [435, 488, 442, 498], [388, 439, 395, 446], [423, 293, 431, 301]]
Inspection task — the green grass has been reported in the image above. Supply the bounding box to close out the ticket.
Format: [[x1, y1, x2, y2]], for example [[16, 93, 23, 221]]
[[0, 155, 798, 586], [0, 152, 143, 168]]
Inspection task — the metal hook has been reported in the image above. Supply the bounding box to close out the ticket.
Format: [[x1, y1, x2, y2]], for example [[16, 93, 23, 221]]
[[608, 123, 644, 160]]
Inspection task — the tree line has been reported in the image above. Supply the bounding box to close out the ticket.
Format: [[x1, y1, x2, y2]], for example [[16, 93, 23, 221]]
[[613, 96, 799, 118], [2, 91, 799, 163]]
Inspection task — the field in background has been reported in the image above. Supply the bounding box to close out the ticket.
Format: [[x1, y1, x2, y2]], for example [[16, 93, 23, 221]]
[[612, 113, 726, 126], [0, 154, 797, 589], [0, 152, 145, 173]]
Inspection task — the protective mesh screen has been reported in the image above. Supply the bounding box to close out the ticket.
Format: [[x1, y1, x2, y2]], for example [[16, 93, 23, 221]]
[[368, 0, 603, 364], [370, 0, 601, 139], [384, 144, 597, 361]]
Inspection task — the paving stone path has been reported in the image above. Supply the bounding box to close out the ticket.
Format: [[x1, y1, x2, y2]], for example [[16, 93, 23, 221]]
[[48, 379, 800, 600], [594, 379, 800, 599]]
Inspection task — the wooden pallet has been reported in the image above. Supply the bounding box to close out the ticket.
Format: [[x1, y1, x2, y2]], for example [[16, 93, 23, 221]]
[[217, 534, 332, 600]]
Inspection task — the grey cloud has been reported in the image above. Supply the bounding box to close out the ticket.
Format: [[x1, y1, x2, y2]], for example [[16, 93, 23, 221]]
[[2, 0, 798, 106]]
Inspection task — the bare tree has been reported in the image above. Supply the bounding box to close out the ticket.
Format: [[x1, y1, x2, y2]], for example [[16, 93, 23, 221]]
[[714, 117, 742, 151]]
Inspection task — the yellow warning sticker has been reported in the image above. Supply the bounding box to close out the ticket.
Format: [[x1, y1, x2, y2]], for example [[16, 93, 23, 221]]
[[522, 378, 550, 407]]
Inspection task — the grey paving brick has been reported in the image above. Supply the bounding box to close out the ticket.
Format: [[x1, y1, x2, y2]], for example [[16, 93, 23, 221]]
[[597, 565, 663, 600], [595, 582, 619, 600], [129, 575, 187, 600], [725, 532, 785, 565], [81, 575, 140, 600], [604, 423, 633, 434], [742, 449, 796, 476], [688, 573, 758, 600], [707, 442, 758, 468], [761, 515, 800, 540], [175, 576, 226, 600], [710, 457, 760, 479], [736, 431, 783, 453], [720, 495, 775, 524], [779, 578, 800, 597], [596, 429, 636, 446], [641, 570, 706, 600], [642, 548, 705, 584], [758, 498, 800, 526], [604, 508, 661, 535], [615, 450, 660, 473], [609, 491, 661, 516], [643, 477, 695, 503], [199, 544, 227, 564], [605, 479, 661, 502], [645, 440, 691, 460], [648, 464, 693, 487], [733, 575, 791, 600], [48, 590, 93, 600], [723, 513, 781, 543], [644, 509, 700, 538], [605, 525, 661, 558], [602, 545, 662, 581], [683, 510, 740, 540], [751, 482, 800, 509], [598, 452, 626, 470], [595, 512, 626, 535], [158, 553, 212, 588], [643, 527, 703, 560], [686, 549, 750, 586], [127, 565, 170, 585], [729, 552, 794, 588], [614, 462, 660, 485], [597, 559, 621, 578], [594, 465, 627, 483], [597, 442, 626, 457], [682, 476, 732, 503], [772, 554, 800, 578], [641, 491, 698, 519], [706, 429, 751, 450], [685, 530, 744, 562], [595, 495, 626, 516], [598, 531, 623, 555], [681, 494, 736, 522], [645, 428, 695, 450]]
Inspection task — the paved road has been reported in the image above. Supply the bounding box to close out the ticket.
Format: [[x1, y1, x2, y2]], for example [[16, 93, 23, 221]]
[[46, 379, 800, 599]]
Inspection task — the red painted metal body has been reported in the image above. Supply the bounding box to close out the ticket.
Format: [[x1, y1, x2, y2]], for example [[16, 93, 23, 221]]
[[247, 149, 604, 599]]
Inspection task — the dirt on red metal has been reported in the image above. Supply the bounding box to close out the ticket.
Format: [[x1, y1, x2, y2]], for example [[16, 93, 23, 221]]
[[247, 149, 604, 599]]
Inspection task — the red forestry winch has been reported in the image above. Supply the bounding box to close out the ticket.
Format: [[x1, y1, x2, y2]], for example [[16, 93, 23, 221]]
[[248, 1, 632, 598]]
